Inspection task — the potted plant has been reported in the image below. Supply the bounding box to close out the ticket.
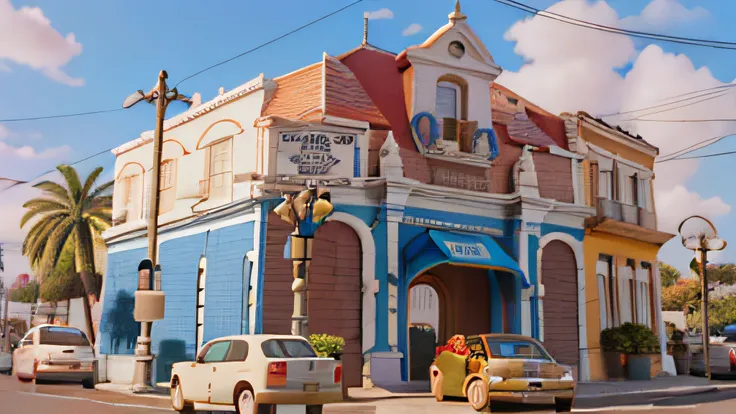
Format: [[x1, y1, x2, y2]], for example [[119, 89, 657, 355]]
[[667, 329, 691, 375], [600, 327, 626, 379], [309, 334, 345, 360], [620, 323, 660, 380]]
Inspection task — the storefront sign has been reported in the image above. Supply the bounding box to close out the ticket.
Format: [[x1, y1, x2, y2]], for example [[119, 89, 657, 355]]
[[401, 215, 503, 236], [278, 132, 357, 177], [443, 241, 491, 259]]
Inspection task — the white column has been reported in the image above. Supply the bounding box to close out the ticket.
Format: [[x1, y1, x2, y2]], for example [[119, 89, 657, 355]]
[[518, 209, 546, 337], [385, 185, 410, 352]]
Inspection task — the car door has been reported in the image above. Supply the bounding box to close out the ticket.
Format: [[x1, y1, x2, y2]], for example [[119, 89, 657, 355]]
[[198, 340, 232, 403], [183, 341, 228, 403], [210, 339, 250, 405]]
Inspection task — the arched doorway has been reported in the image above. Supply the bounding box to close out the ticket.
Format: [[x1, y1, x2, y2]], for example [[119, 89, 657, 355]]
[[541, 240, 579, 368], [309, 221, 362, 388], [409, 284, 440, 381]]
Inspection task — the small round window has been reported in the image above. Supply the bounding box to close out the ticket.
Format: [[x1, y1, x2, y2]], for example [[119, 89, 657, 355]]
[[448, 41, 465, 59]]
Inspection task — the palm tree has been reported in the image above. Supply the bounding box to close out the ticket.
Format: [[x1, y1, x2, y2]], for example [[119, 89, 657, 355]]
[[21, 165, 113, 344]]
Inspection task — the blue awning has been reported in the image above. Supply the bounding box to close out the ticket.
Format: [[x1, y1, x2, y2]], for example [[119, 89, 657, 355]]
[[427, 230, 529, 287]]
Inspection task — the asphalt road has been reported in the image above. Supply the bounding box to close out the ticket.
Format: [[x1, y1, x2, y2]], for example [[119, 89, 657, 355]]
[[1, 374, 736, 414]]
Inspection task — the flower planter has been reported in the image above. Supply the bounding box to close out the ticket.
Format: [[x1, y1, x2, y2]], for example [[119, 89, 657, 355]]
[[603, 351, 626, 380], [672, 352, 691, 375], [626, 354, 652, 381]]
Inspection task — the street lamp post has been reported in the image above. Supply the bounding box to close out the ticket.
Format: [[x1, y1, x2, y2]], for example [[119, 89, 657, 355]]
[[123, 71, 193, 393], [678, 215, 727, 381], [273, 188, 334, 337]]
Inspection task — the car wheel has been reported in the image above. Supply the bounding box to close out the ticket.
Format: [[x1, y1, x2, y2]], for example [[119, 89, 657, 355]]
[[555, 398, 573, 412], [82, 378, 95, 389], [466, 379, 490, 412], [170, 381, 194, 413], [433, 372, 445, 402], [236, 388, 256, 414]]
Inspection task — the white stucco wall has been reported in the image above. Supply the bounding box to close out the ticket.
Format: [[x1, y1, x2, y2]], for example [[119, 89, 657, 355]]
[[110, 79, 266, 233]]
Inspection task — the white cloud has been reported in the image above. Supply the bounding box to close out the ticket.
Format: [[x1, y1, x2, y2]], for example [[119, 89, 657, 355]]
[[620, 0, 709, 32], [497, 0, 733, 249], [366, 8, 393, 20], [402, 23, 422, 36], [0, 141, 71, 160], [0, 0, 84, 86]]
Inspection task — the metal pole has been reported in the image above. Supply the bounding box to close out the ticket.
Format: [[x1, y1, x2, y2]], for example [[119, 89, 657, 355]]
[[132, 70, 168, 393], [699, 249, 711, 381], [3, 288, 9, 352]]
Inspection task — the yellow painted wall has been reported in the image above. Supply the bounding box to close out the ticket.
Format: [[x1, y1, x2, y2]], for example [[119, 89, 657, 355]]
[[581, 126, 656, 170], [583, 231, 661, 381]]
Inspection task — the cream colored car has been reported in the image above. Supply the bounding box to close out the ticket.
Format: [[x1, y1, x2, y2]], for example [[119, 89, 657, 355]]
[[12, 324, 95, 388], [170, 334, 343, 413]]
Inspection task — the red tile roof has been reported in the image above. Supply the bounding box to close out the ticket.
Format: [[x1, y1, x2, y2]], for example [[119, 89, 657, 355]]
[[340, 46, 415, 150], [263, 52, 390, 130]]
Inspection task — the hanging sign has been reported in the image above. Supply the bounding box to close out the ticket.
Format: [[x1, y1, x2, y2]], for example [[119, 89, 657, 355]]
[[443, 241, 491, 259]]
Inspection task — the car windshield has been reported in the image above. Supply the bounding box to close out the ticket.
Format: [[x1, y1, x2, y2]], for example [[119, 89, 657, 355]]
[[39, 327, 90, 347], [485, 338, 551, 360], [261, 339, 317, 358]]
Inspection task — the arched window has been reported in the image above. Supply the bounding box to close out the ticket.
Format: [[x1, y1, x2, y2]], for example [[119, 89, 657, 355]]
[[159, 159, 177, 215], [435, 75, 468, 146], [196, 256, 207, 354]]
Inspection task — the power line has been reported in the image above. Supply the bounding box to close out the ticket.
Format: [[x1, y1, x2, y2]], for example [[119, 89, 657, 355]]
[[658, 149, 736, 162], [619, 91, 730, 121], [631, 118, 736, 123], [600, 89, 728, 118], [1, 1, 364, 123], [173, 0, 365, 87], [656, 133, 735, 162], [0, 108, 124, 123], [492, 0, 736, 50], [0, 147, 115, 194]]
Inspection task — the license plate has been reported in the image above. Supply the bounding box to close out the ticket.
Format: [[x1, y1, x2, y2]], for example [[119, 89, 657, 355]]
[[303, 383, 319, 392]]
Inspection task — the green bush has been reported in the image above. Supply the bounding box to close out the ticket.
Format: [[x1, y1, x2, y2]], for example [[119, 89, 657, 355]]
[[600, 323, 660, 355], [308, 334, 345, 358]]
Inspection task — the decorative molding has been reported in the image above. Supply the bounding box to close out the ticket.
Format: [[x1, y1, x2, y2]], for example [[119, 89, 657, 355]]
[[115, 161, 145, 180], [195, 119, 244, 150], [326, 212, 377, 354]]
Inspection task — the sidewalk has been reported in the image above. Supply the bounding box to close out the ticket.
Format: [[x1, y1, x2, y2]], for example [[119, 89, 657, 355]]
[[575, 375, 736, 399]]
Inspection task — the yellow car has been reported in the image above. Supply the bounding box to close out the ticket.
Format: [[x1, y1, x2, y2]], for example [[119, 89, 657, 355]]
[[430, 334, 575, 412]]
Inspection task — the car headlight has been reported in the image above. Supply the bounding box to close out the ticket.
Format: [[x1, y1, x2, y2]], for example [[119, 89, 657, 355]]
[[561, 371, 574, 381]]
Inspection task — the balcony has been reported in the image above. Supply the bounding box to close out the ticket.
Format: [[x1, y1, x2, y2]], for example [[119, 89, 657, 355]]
[[586, 198, 674, 245]]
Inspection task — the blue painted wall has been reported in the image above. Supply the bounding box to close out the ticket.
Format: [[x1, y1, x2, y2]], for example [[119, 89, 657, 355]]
[[99, 247, 146, 355], [152, 231, 208, 382], [202, 222, 255, 342]]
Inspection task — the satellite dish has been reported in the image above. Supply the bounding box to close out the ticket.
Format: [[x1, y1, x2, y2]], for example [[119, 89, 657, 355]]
[[123, 90, 146, 109], [678, 215, 727, 252]]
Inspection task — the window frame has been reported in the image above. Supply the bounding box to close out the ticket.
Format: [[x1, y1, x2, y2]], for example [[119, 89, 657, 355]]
[[436, 81, 461, 120]]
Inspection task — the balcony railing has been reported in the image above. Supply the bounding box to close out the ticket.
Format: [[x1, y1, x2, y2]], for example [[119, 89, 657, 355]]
[[596, 198, 656, 230]]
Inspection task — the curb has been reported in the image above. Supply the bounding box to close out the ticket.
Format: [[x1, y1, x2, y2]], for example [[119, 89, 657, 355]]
[[574, 385, 718, 400]]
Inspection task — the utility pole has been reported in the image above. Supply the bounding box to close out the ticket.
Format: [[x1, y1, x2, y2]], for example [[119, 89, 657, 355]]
[[3, 285, 10, 353], [699, 250, 710, 381], [123, 71, 192, 393]]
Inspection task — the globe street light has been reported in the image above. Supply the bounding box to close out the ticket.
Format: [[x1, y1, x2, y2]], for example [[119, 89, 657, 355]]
[[678, 215, 727, 381], [122, 71, 193, 393]]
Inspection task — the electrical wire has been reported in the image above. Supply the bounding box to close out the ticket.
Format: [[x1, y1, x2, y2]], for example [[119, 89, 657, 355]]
[[600, 89, 729, 119], [0, 147, 115, 194], [657, 149, 736, 162], [172, 0, 365, 87], [630, 118, 736, 123], [0, 108, 124, 123], [656, 134, 735, 162], [492, 0, 736, 50], [0, 1, 364, 123], [619, 91, 730, 121]]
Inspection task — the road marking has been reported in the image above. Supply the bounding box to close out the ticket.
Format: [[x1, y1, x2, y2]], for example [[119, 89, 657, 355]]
[[14, 391, 172, 411], [573, 404, 697, 412]]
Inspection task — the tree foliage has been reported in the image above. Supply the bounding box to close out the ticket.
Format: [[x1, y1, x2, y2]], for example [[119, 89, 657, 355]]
[[9, 280, 40, 303], [686, 296, 736, 334], [659, 261, 681, 288], [661, 278, 700, 312]]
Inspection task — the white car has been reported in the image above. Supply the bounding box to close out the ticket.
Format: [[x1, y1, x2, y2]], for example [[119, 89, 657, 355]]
[[170, 335, 343, 413], [12, 324, 96, 388]]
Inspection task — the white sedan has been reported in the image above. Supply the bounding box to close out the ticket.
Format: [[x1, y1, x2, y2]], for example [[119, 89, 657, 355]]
[[12, 324, 96, 388], [170, 334, 343, 413]]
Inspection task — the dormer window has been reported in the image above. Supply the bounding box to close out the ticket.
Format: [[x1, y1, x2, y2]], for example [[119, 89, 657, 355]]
[[435, 75, 471, 150], [436, 81, 459, 120]]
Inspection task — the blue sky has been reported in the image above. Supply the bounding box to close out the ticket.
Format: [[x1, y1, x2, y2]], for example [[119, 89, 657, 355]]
[[1, 0, 735, 280]]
